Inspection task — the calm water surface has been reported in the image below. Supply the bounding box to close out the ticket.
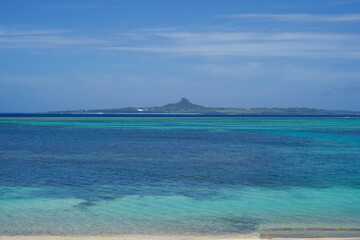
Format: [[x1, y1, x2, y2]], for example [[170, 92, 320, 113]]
[[0, 117, 359, 237]]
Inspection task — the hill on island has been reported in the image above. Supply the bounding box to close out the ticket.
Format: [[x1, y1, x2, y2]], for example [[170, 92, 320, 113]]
[[151, 98, 207, 113], [51, 98, 360, 116]]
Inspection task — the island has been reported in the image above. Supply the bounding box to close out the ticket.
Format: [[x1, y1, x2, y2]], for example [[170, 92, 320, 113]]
[[48, 98, 360, 116]]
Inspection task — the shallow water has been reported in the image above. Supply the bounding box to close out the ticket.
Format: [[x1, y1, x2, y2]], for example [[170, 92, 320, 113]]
[[0, 117, 359, 236]]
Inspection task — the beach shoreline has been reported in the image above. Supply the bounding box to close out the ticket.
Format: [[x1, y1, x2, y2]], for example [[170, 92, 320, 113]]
[[0, 235, 360, 240], [0, 234, 258, 240]]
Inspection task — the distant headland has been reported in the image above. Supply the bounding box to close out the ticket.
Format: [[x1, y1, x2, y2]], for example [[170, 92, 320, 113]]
[[46, 98, 360, 116]]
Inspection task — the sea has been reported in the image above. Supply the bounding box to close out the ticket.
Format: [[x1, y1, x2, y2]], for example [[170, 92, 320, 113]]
[[0, 115, 360, 237]]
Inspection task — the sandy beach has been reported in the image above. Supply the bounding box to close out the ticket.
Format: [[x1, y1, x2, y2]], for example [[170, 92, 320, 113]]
[[1, 235, 360, 240], [0, 235, 258, 240], [0, 235, 360, 240]]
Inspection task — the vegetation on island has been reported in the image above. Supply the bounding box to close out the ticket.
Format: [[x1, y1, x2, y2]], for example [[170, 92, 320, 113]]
[[50, 98, 360, 115]]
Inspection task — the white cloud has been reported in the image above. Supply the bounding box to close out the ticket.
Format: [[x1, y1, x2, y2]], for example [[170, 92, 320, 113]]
[[222, 14, 360, 22], [102, 41, 359, 58], [103, 29, 360, 58], [1, 26, 359, 59], [0, 26, 107, 48], [151, 31, 359, 43]]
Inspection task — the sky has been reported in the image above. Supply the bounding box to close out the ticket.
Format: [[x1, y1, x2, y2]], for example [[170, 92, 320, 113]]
[[0, 0, 360, 112]]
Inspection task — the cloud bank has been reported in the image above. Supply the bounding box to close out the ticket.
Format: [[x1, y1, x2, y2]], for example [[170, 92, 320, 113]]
[[222, 14, 360, 22], [0, 25, 359, 59]]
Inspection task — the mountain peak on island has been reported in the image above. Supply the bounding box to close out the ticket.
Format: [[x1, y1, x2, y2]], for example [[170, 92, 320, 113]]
[[160, 97, 206, 112], [179, 97, 190, 103]]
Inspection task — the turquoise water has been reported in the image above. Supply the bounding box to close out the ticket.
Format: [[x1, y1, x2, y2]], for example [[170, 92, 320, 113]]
[[0, 117, 360, 236]]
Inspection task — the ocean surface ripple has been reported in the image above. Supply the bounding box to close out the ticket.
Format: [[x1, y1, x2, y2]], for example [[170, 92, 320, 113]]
[[0, 117, 359, 236]]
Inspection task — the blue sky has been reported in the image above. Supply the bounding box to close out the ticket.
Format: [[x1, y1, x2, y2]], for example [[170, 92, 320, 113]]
[[1, 0, 360, 112]]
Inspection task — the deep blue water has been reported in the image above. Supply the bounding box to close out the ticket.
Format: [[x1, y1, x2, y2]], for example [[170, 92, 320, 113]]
[[0, 117, 360, 236]]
